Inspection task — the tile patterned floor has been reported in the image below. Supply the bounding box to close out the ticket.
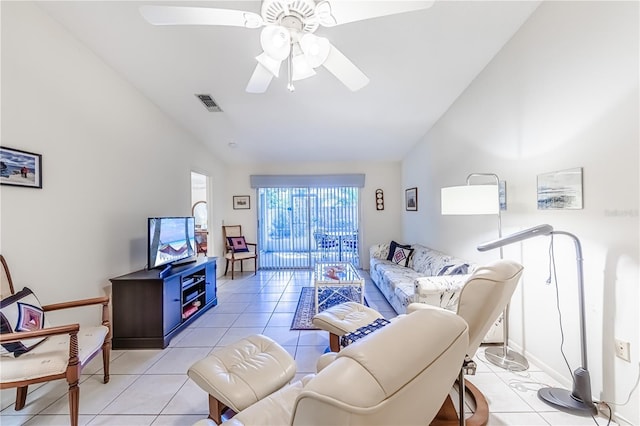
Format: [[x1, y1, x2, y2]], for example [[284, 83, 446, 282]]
[[0, 269, 618, 425]]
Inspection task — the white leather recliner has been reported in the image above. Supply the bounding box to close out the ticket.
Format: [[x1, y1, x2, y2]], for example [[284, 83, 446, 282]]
[[195, 307, 469, 426]]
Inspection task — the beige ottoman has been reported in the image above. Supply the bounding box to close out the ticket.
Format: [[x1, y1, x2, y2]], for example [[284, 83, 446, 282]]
[[312, 301, 384, 351], [188, 334, 296, 424]]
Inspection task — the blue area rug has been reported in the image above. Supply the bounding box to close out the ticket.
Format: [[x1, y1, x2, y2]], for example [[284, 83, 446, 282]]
[[291, 286, 367, 330]]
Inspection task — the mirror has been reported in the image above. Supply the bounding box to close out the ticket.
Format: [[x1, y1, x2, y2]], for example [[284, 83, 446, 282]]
[[192, 201, 207, 230]]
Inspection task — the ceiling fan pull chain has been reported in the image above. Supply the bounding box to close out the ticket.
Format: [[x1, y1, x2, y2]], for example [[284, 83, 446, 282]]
[[287, 52, 295, 92]]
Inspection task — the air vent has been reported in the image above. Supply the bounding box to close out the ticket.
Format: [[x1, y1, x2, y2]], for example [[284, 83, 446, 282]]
[[195, 94, 222, 112]]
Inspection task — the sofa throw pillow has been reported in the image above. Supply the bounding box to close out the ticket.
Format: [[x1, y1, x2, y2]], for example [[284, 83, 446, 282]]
[[386, 240, 412, 261], [391, 246, 414, 267], [227, 236, 249, 253], [0, 287, 47, 357], [437, 263, 470, 276]]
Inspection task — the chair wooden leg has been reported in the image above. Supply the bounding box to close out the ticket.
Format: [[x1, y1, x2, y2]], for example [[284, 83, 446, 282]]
[[329, 333, 340, 352], [463, 380, 489, 426], [224, 260, 230, 276], [102, 341, 111, 384], [15, 386, 28, 410], [208, 394, 226, 424], [231, 261, 235, 280], [254, 257, 257, 276], [68, 380, 79, 426]]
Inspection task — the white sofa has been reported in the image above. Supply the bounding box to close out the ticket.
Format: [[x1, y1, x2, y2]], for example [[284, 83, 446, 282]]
[[369, 242, 502, 343], [369, 242, 474, 314]]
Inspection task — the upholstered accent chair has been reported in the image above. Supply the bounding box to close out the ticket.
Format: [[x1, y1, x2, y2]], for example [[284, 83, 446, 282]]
[[195, 230, 208, 256], [0, 255, 111, 426], [222, 225, 258, 279], [312, 259, 524, 426], [192, 307, 469, 426], [409, 259, 524, 426]]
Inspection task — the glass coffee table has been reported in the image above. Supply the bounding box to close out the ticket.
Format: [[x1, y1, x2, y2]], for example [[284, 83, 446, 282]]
[[313, 262, 365, 314]]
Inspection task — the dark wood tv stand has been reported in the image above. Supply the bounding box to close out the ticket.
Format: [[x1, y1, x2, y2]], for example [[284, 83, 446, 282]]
[[110, 257, 217, 349]]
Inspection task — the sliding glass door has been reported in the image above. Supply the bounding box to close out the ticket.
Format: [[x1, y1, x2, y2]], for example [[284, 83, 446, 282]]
[[258, 187, 360, 269]]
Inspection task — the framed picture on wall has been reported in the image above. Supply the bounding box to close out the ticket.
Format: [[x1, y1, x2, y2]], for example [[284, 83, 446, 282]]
[[537, 167, 583, 210], [0, 146, 42, 188], [233, 195, 251, 210], [405, 187, 418, 211]]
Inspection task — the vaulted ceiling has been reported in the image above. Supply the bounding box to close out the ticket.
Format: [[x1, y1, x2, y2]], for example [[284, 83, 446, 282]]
[[37, 1, 540, 164]]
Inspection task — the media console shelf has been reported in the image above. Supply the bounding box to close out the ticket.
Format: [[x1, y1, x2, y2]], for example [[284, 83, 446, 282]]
[[110, 257, 217, 349]]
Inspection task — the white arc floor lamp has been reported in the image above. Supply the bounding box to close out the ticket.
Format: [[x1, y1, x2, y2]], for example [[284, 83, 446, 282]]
[[477, 224, 597, 416], [441, 173, 529, 372]]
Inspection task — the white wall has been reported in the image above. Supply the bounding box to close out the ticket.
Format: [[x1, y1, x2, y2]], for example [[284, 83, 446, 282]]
[[402, 1, 639, 423], [0, 2, 227, 325], [224, 161, 402, 270]]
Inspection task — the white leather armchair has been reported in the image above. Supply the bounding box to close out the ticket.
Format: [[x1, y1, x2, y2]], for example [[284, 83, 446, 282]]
[[195, 307, 469, 426]]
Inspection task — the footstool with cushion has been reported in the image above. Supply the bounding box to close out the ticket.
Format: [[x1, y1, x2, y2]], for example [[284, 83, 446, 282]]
[[311, 301, 384, 351], [187, 334, 296, 424]]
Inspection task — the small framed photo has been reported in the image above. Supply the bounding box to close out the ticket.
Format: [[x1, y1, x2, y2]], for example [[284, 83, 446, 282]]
[[0, 147, 42, 188], [233, 195, 251, 210], [405, 187, 418, 211]]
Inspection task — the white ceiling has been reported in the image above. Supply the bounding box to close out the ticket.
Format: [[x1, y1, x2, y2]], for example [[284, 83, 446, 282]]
[[36, 1, 540, 164]]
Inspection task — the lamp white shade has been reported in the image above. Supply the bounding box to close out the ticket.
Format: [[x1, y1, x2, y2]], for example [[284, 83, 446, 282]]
[[260, 25, 291, 61], [292, 53, 316, 81], [299, 34, 331, 68], [441, 185, 499, 215]]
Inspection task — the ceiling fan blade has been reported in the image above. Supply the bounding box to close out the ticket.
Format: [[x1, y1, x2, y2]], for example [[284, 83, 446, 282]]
[[140, 6, 263, 29], [246, 63, 275, 93], [315, 0, 434, 27], [256, 52, 283, 77], [322, 43, 370, 91]]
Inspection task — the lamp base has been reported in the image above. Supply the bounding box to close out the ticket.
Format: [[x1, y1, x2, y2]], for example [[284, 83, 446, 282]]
[[484, 346, 529, 372], [538, 367, 597, 416], [538, 387, 597, 416]]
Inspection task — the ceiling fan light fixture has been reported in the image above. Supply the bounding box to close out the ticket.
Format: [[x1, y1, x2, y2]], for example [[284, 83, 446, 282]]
[[260, 25, 291, 60], [256, 52, 282, 77], [292, 53, 316, 81], [299, 33, 330, 68]]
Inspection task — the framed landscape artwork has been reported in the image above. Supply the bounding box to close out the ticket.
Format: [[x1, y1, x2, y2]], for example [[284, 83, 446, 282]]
[[537, 167, 583, 210], [405, 187, 418, 211], [0, 146, 42, 188], [233, 195, 251, 210]]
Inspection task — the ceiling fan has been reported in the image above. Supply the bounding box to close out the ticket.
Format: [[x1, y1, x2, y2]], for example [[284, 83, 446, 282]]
[[140, 0, 434, 93]]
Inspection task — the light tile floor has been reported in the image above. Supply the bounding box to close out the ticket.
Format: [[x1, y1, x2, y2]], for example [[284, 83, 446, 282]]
[[0, 269, 618, 425]]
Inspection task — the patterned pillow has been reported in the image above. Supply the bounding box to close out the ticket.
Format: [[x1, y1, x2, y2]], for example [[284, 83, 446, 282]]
[[227, 236, 249, 252], [386, 240, 412, 261], [0, 287, 47, 357], [437, 263, 470, 276], [391, 246, 414, 267]]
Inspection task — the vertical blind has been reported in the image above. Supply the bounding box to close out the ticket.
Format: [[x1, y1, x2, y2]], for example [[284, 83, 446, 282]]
[[258, 186, 360, 269]]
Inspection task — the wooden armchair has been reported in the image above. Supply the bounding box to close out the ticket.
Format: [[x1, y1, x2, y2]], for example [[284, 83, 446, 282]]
[[0, 255, 111, 426], [222, 225, 257, 280]]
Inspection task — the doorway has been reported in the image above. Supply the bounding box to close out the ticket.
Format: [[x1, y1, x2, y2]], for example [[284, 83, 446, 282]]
[[191, 171, 209, 256]]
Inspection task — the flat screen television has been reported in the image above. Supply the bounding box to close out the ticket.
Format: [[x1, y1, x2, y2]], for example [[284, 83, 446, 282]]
[[147, 217, 196, 270]]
